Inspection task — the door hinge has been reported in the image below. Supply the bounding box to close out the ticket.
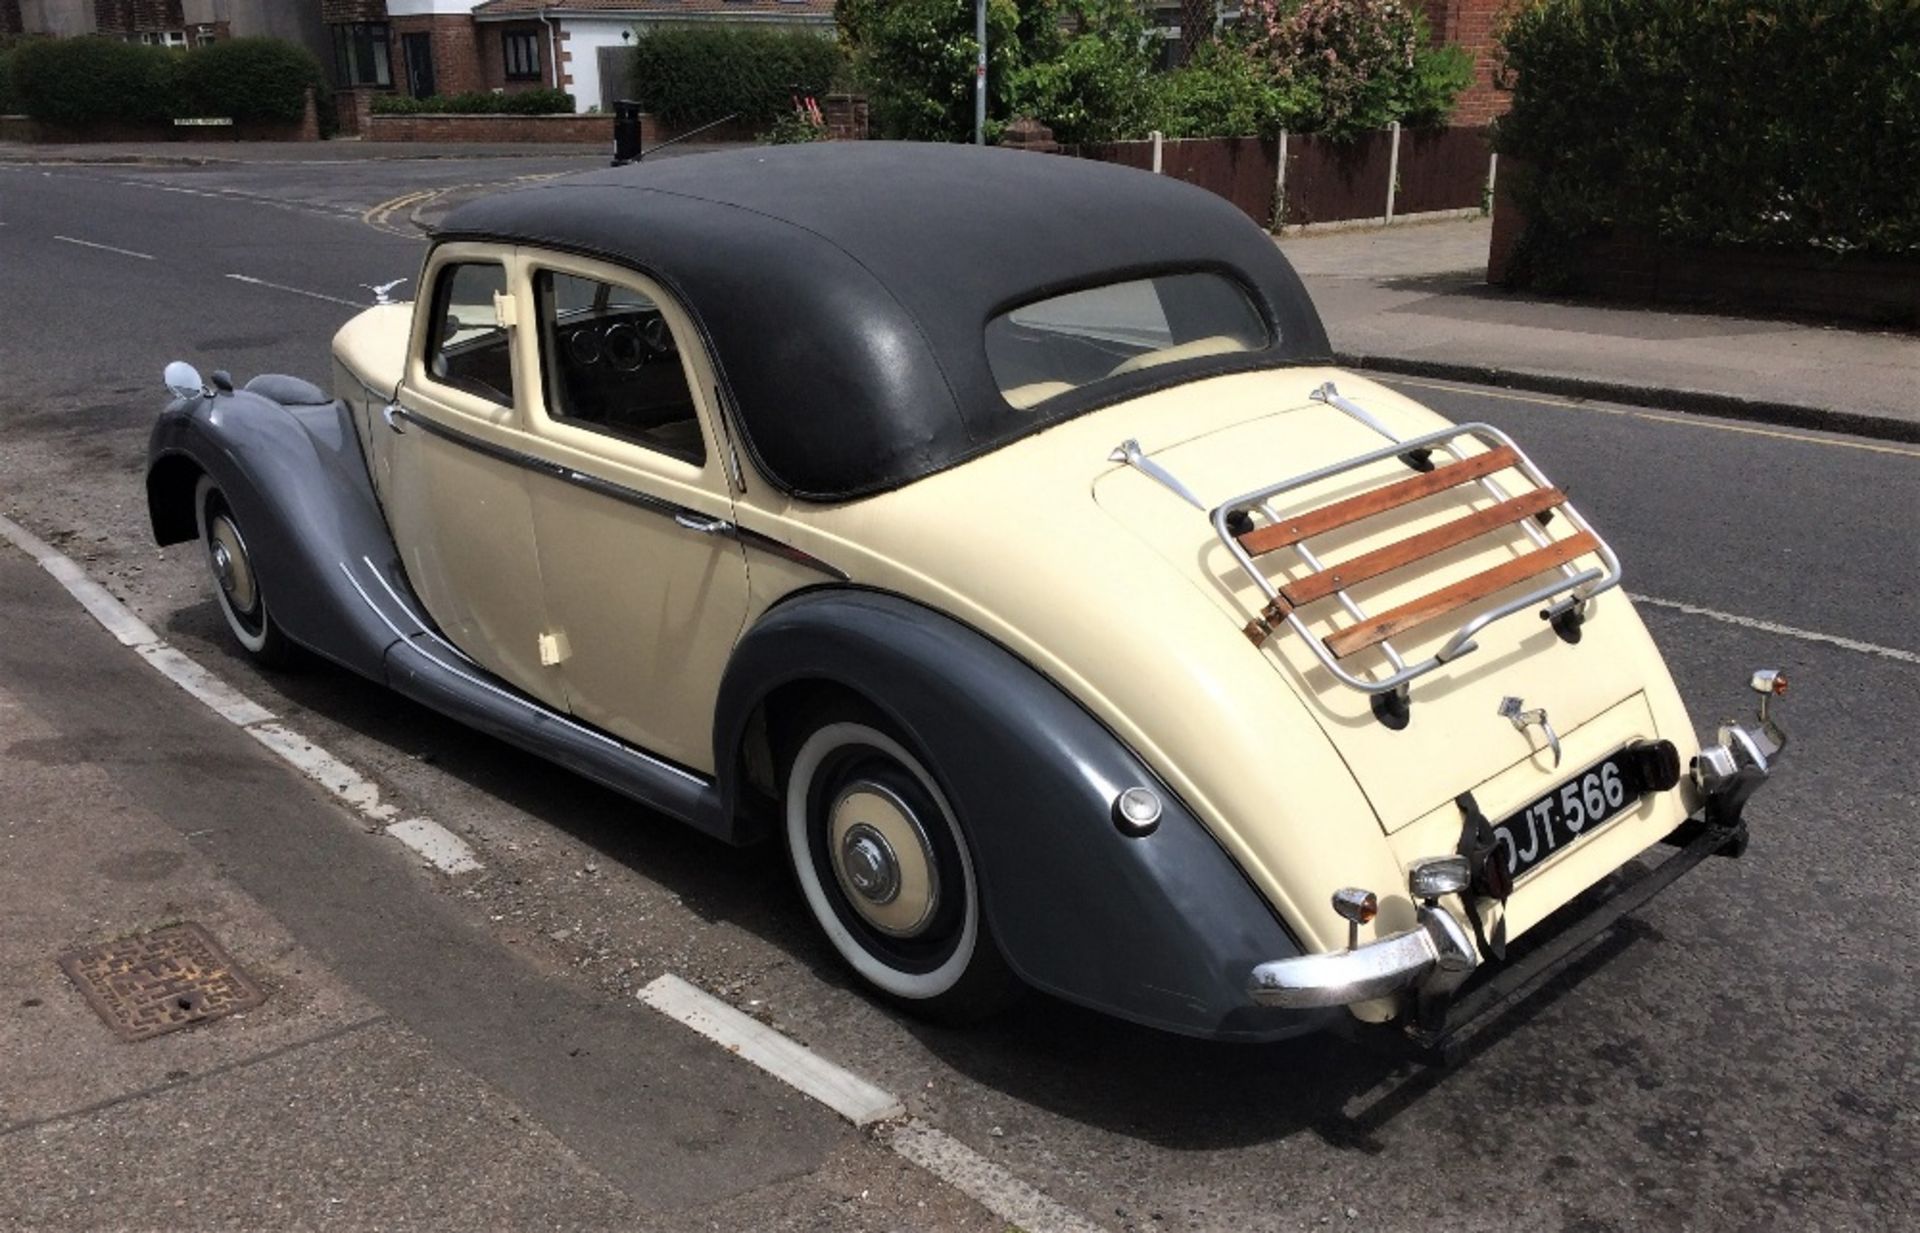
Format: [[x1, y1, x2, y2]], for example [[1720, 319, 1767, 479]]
[[537, 631, 570, 667], [493, 291, 519, 329]]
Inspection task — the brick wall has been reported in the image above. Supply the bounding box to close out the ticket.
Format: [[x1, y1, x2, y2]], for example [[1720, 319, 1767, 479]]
[[320, 0, 385, 24], [390, 13, 484, 97], [364, 111, 625, 145], [1421, 0, 1510, 125], [476, 21, 552, 94]]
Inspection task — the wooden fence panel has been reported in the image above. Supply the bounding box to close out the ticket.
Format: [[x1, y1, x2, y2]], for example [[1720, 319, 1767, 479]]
[[1281, 129, 1395, 226], [1158, 137, 1277, 226], [1396, 126, 1492, 215]]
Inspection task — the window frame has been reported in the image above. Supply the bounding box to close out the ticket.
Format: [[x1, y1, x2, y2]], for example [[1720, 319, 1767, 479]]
[[332, 21, 393, 89], [521, 252, 723, 484], [413, 252, 520, 414], [502, 30, 542, 82]]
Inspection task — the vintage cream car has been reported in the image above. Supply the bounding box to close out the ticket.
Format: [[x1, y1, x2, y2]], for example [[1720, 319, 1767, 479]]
[[146, 145, 1785, 1056]]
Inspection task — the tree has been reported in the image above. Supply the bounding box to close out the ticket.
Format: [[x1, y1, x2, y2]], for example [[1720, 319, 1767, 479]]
[[837, 0, 1021, 141]]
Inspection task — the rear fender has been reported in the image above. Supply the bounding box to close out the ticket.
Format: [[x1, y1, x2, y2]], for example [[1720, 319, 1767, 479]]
[[714, 588, 1332, 1042]]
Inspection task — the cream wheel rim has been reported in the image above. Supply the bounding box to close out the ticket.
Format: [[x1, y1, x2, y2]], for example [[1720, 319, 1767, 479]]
[[207, 513, 258, 617], [827, 781, 939, 938]]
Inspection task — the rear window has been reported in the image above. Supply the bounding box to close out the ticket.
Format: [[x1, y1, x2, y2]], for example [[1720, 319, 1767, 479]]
[[984, 272, 1271, 409]]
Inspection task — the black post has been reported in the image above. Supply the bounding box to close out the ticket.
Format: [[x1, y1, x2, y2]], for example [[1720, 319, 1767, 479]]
[[612, 99, 644, 167]]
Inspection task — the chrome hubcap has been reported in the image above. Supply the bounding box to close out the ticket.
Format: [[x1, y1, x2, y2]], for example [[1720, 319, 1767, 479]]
[[207, 514, 257, 616], [828, 781, 939, 938]]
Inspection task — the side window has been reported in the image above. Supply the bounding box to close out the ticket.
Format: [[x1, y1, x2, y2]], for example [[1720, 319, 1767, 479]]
[[533, 270, 706, 465], [425, 262, 514, 406]]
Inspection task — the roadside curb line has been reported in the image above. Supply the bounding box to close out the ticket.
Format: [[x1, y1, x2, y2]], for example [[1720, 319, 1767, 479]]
[[1337, 352, 1920, 446], [0, 511, 482, 876], [638, 975, 1109, 1233]]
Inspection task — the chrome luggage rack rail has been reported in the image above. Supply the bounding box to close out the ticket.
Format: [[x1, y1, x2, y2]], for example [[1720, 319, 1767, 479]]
[[1207, 383, 1623, 699]]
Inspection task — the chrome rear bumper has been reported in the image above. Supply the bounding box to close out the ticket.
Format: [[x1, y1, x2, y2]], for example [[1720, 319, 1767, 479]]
[[1248, 902, 1479, 1010]]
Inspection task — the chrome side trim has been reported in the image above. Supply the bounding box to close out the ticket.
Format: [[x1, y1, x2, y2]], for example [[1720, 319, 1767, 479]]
[[387, 403, 846, 580], [342, 558, 711, 788]]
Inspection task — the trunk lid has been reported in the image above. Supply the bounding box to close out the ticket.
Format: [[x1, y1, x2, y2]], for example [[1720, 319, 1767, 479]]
[[1093, 400, 1639, 834]]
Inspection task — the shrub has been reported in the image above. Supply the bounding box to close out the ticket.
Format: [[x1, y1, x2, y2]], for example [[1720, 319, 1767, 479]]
[[10, 36, 180, 125], [839, 0, 1022, 141], [0, 49, 16, 116], [1146, 38, 1317, 139], [175, 37, 327, 124], [629, 26, 840, 128], [1497, 0, 1920, 275], [1006, 0, 1157, 143], [372, 88, 574, 116], [1243, 0, 1471, 138], [759, 111, 831, 145]]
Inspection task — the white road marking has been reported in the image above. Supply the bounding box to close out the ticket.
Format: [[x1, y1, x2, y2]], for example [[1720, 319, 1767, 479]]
[[1629, 592, 1919, 665], [224, 273, 365, 308], [639, 974, 904, 1125], [53, 234, 154, 260], [0, 511, 482, 875], [886, 1120, 1110, 1233], [385, 818, 483, 875], [638, 974, 1109, 1233]]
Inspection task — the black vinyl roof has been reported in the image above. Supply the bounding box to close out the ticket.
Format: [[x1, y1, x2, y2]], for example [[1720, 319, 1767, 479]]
[[437, 142, 1330, 501]]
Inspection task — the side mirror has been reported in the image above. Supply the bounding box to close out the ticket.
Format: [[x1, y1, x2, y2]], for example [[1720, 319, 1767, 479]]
[[163, 360, 207, 400]]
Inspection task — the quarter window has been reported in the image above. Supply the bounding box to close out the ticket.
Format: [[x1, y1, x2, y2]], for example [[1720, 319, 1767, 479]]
[[425, 263, 515, 407], [503, 31, 541, 81], [533, 271, 705, 464]]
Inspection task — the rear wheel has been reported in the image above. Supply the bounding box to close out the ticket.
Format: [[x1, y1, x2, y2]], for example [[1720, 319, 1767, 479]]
[[783, 709, 1018, 1022], [194, 475, 294, 667]]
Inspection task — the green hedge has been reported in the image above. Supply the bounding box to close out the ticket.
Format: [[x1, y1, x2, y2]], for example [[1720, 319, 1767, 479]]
[[176, 37, 327, 124], [9, 36, 180, 125], [1497, 0, 1920, 276], [0, 49, 16, 115], [371, 88, 574, 116], [8, 35, 327, 127], [628, 26, 840, 127]]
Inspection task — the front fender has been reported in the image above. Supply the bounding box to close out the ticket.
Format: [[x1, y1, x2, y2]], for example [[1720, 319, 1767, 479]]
[[146, 389, 406, 682], [714, 589, 1334, 1042]]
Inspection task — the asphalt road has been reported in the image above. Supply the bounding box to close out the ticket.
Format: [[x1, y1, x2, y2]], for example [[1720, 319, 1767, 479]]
[[1, 154, 1915, 1233]]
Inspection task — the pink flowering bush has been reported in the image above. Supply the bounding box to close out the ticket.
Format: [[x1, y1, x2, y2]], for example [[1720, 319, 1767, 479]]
[[1243, 0, 1470, 137]]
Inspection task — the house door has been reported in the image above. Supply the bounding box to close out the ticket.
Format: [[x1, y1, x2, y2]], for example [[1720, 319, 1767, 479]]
[[403, 33, 436, 99]]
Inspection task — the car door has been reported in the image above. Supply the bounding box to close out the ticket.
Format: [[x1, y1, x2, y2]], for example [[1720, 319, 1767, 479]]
[[515, 253, 752, 772], [377, 243, 566, 711]]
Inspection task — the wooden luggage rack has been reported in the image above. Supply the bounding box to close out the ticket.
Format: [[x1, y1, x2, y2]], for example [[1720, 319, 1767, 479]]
[[1211, 384, 1622, 699]]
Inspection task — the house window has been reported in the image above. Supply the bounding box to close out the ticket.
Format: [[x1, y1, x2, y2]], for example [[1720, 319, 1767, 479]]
[[333, 22, 393, 89], [138, 30, 188, 48], [503, 31, 541, 82]]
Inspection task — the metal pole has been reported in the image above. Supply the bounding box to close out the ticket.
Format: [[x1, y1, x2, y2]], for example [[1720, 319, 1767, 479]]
[[974, 0, 987, 145], [1385, 121, 1401, 224]]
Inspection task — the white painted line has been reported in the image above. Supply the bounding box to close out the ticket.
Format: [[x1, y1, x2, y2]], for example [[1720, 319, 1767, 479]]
[[0, 510, 482, 876], [385, 817, 482, 875], [54, 234, 154, 260], [224, 273, 365, 309], [887, 1120, 1110, 1233], [638, 974, 905, 1126], [1629, 592, 1919, 665], [0, 514, 160, 648], [637, 974, 1110, 1233], [245, 722, 399, 821], [134, 643, 276, 726]]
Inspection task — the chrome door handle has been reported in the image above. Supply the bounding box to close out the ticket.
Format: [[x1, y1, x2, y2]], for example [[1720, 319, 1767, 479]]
[[673, 512, 731, 535], [382, 403, 406, 433]]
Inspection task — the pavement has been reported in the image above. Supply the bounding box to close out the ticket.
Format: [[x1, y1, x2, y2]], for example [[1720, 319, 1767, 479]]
[[1278, 217, 1920, 442], [0, 138, 617, 164]]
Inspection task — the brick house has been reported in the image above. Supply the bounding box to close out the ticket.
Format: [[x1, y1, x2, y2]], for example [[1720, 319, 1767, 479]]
[[323, 1, 831, 115], [1419, 0, 1508, 123], [15, 1, 328, 49]]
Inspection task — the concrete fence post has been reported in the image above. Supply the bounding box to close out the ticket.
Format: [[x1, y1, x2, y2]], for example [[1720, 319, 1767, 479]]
[[1486, 151, 1499, 211], [1385, 121, 1401, 224], [1151, 130, 1163, 174], [1273, 130, 1288, 229]]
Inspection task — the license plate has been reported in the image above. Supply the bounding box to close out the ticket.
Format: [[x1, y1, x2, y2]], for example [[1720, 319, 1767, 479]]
[[1492, 752, 1643, 883]]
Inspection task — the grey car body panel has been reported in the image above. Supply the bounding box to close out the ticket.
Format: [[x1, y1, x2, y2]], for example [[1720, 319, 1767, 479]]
[[149, 387, 1318, 1040], [714, 589, 1331, 1043]]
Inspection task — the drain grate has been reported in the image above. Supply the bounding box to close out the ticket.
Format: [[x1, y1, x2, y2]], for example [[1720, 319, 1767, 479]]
[[58, 922, 265, 1043]]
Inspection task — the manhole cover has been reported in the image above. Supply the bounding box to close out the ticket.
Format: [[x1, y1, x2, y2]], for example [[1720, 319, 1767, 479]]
[[58, 922, 265, 1043]]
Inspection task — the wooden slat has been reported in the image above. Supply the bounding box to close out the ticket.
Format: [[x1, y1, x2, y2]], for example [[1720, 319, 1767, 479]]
[[1324, 531, 1599, 660], [1237, 446, 1521, 556], [1279, 488, 1566, 608]]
